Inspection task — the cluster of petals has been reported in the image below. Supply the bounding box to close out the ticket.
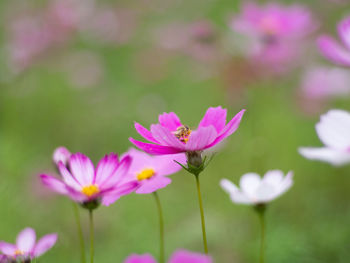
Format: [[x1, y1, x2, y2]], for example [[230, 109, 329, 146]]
[[299, 110, 350, 166], [0, 228, 57, 260], [230, 2, 316, 71], [318, 17, 350, 67], [220, 170, 293, 204], [129, 106, 245, 155], [40, 147, 139, 206], [123, 148, 186, 194], [124, 249, 212, 263]]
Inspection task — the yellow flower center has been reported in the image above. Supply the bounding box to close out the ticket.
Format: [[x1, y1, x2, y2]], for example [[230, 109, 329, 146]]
[[81, 184, 100, 197], [173, 125, 192, 143], [137, 168, 156, 181], [15, 249, 24, 256]]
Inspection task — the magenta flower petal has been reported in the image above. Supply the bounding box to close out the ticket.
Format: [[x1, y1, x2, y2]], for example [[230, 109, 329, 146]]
[[158, 112, 182, 131], [40, 174, 69, 195], [101, 181, 139, 206], [338, 17, 350, 50], [129, 138, 183, 155], [53, 147, 71, 166], [124, 254, 157, 263], [208, 109, 245, 147], [135, 176, 172, 194], [16, 228, 36, 253], [318, 35, 350, 67], [0, 242, 16, 256], [94, 153, 119, 185], [58, 162, 81, 191], [186, 126, 217, 151], [135, 122, 159, 143], [100, 155, 132, 189], [198, 106, 227, 133], [168, 250, 212, 263], [150, 124, 184, 148], [69, 153, 95, 186], [33, 234, 57, 257]]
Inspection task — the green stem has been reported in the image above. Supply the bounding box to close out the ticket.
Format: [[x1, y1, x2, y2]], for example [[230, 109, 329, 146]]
[[73, 202, 86, 263], [89, 210, 94, 263], [257, 207, 266, 263], [153, 192, 165, 263], [194, 175, 208, 254]]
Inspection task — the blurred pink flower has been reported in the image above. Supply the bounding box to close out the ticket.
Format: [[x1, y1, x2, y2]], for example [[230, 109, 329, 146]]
[[0, 228, 57, 260], [40, 152, 139, 207], [123, 148, 185, 194], [299, 110, 350, 166], [129, 106, 245, 155], [124, 249, 212, 263], [154, 20, 219, 61], [318, 17, 350, 67], [53, 146, 71, 166], [301, 67, 350, 99], [231, 2, 316, 72], [220, 170, 293, 205]]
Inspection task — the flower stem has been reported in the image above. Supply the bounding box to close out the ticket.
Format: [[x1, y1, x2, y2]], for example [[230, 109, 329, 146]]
[[73, 202, 86, 263], [194, 175, 208, 254], [89, 210, 95, 263], [153, 192, 165, 263], [256, 205, 266, 263]]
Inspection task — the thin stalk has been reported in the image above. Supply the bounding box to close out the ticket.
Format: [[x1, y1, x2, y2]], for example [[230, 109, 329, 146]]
[[89, 210, 94, 263], [257, 207, 266, 263], [194, 175, 208, 254], [72, 202, 86, 263], [153, 192, 165, 263]]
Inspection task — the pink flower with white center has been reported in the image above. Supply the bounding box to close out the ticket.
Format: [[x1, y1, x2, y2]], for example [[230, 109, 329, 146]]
[[318, 17, 350, 67], [40, 152, 139, 207], [129, 106, 245, 157], [124, 249, 212, 263], [220, 170, 293, 205], [299, 110, 350, 166], [0, 228, 57, 260], [300, 67, 350, 99], [231, 2, 316, 71], [123, 148, 186, 194]]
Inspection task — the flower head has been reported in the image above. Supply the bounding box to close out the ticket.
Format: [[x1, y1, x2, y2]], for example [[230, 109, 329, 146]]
[[318, 17, 350, 67], [123, 148, 185, 194], [299, 109, 350, 166], [40, 150, 139, 207], [0, 228, 57, 260], [220, 170, 293, 205], [231, 2, 316, 71], [124, 250, 212, 263], [129, 106, 245, 156]]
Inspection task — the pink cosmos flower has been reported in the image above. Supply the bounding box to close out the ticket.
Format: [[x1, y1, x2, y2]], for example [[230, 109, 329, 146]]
[[40, 151, 139, 207], [318, 17, 350, 67], [123, 148, 185, 194], [220, 170, 293, 204], [124, 249, 212, 263], [300, 67, 350, 99], [0, 228, 57, 260], [299, 110, 350, 166], [129, 106, 245, 155], [231, 2, 316, 72]]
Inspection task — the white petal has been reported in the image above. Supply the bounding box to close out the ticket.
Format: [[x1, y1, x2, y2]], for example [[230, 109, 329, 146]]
[[316, 110, 350, 149], [231, 190, 253, 204], [254, 182, 276, 203], [220, 179, 239, 195], [276, 171, 294, 195], [262, 170, 284, 188], [239, 173, 261, 198], [299, 147, 350, 166]]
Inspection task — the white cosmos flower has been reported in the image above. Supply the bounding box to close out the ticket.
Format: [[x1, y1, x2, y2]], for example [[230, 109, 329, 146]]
[[299, 109, 350, 166], [220, 170, 293, 205]]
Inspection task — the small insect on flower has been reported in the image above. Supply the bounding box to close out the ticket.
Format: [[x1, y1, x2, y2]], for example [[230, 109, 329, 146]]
[[173, 125, 192, 143]]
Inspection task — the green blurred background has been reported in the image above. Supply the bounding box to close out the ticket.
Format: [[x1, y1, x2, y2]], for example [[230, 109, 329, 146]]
[[1, 0, 350, 262]]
